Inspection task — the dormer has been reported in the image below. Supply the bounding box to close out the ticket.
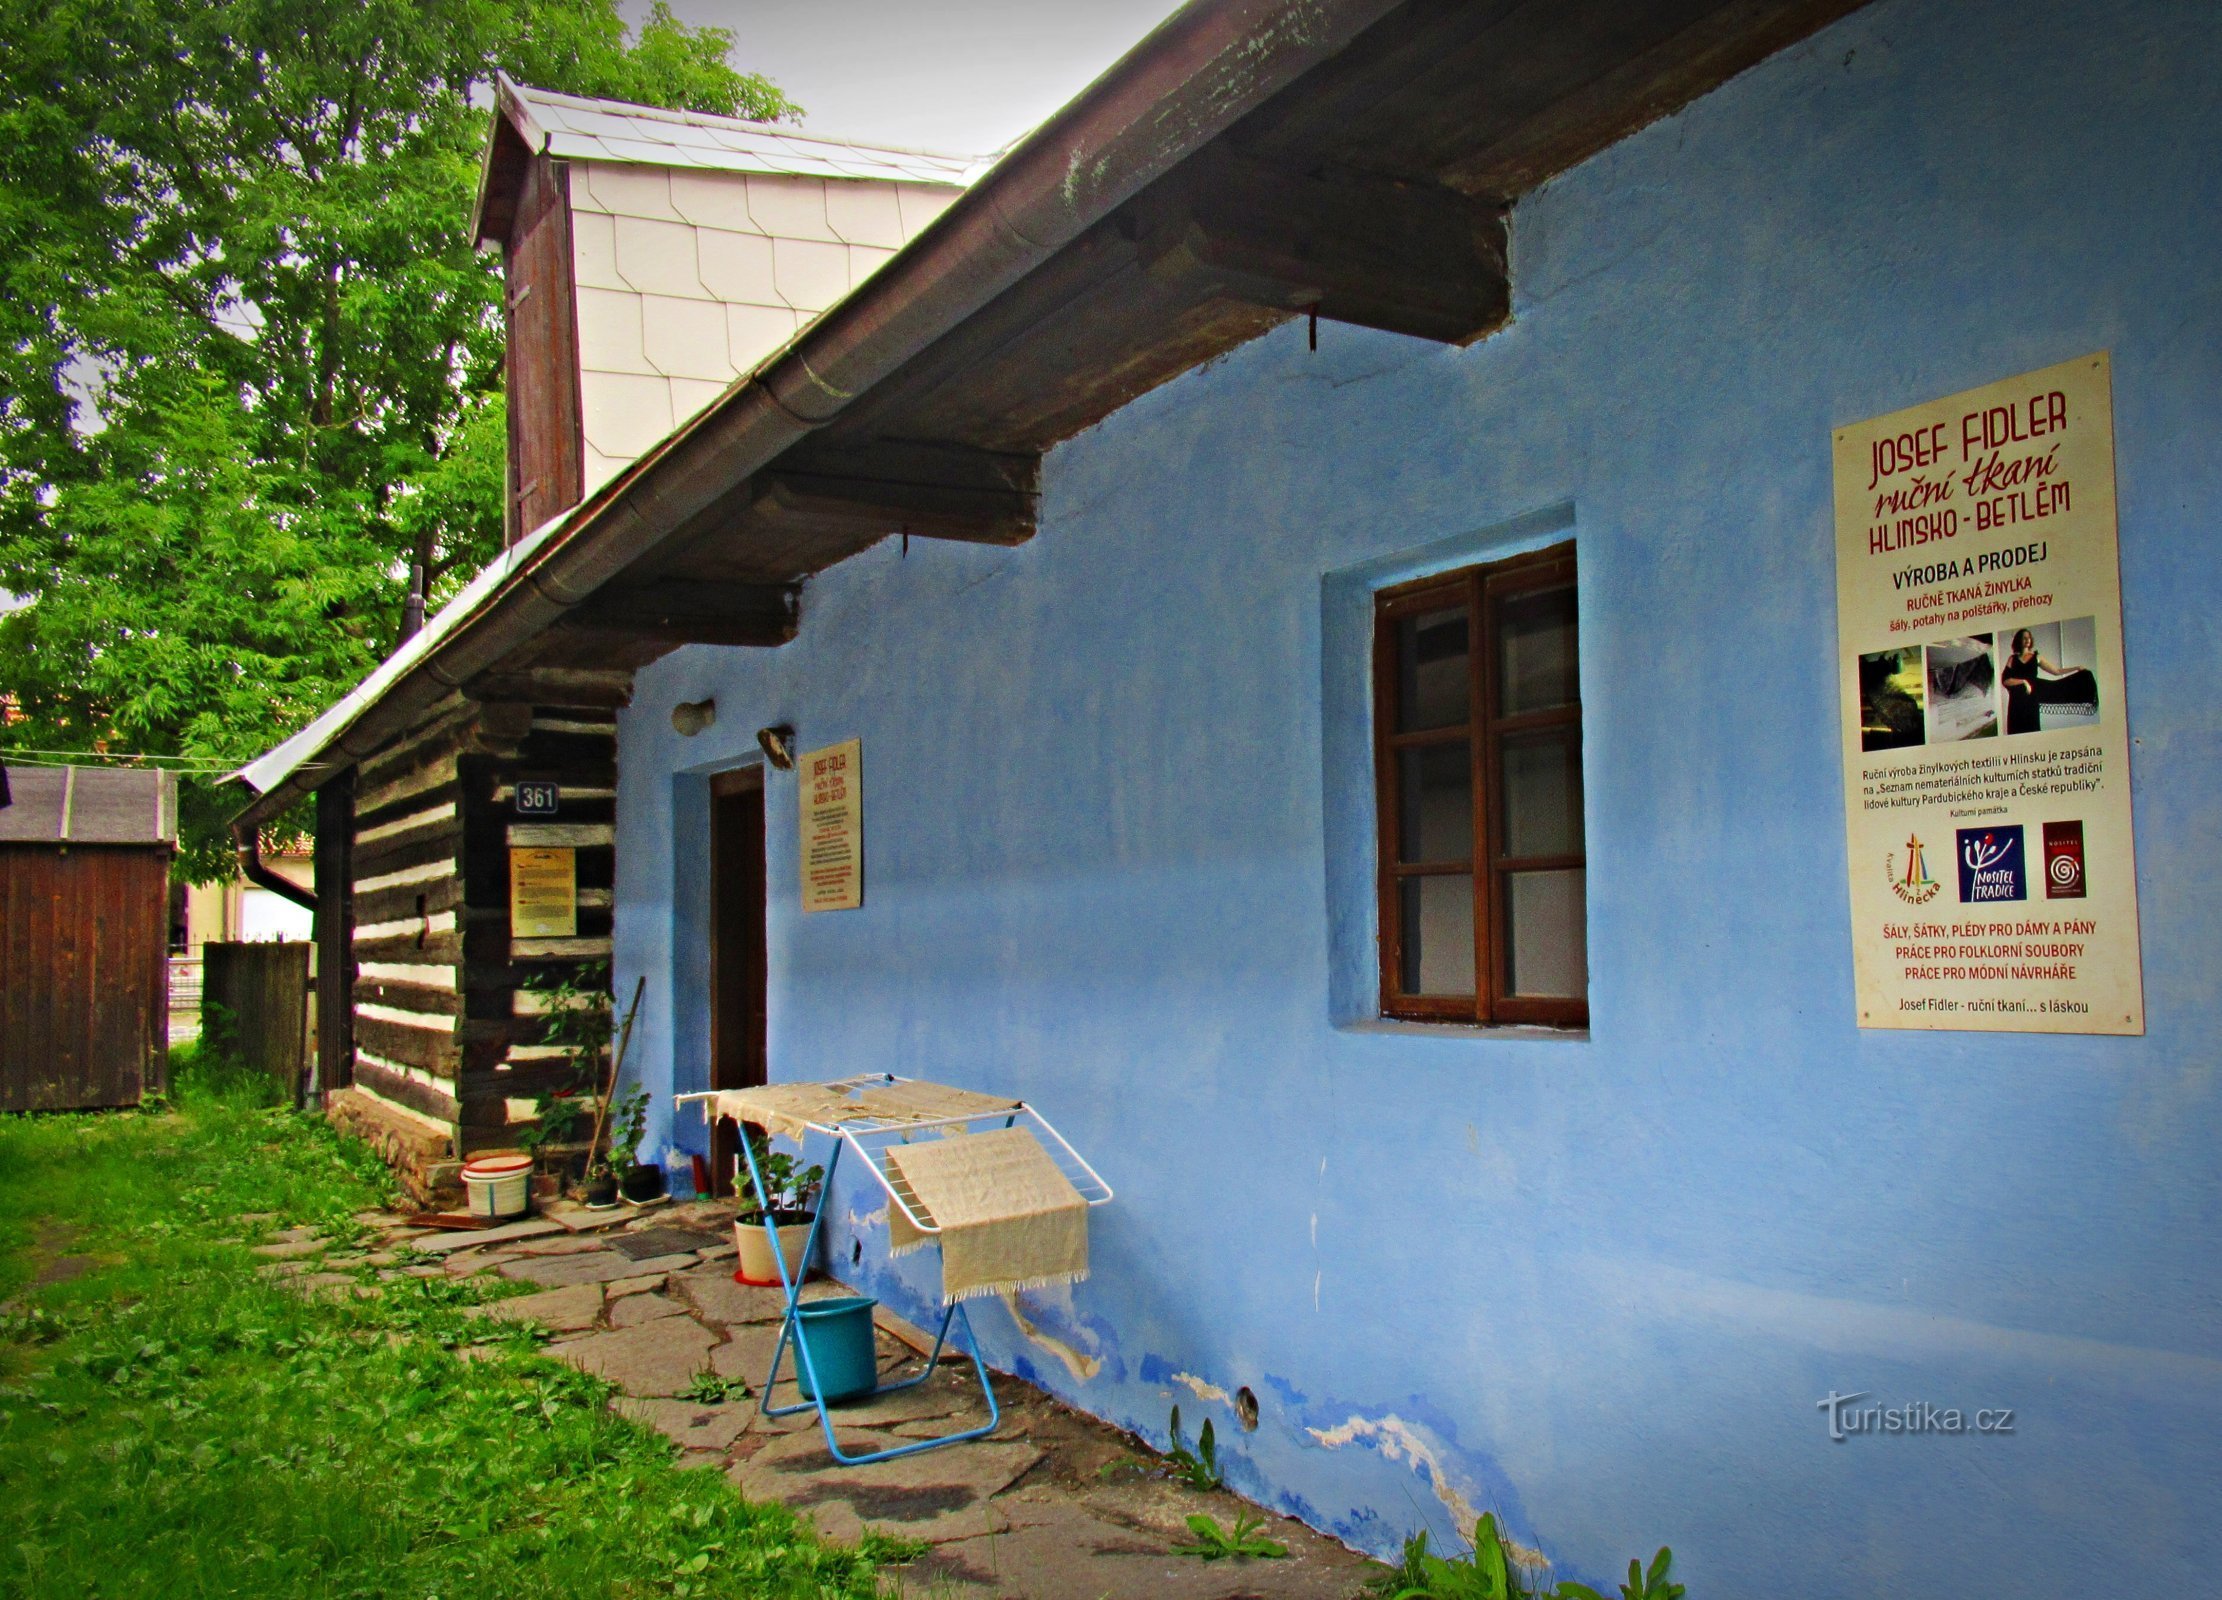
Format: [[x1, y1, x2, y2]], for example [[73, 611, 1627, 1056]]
[[471, 75, 976, 539]]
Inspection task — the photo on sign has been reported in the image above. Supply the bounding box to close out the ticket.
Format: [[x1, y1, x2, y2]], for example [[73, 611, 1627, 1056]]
[[1998, 616, 2100, 735], [1858, 647, 1925, 752], [1923, 637, 1998, 744]]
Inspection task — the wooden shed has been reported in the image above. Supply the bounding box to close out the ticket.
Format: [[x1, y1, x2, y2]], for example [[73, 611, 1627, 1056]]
[[0, 765, 178, 1111]]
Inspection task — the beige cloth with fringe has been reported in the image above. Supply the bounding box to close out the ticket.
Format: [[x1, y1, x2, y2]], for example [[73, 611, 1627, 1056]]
[[709, 1078, 1021, 1143], [883, 1126, 1090, 1304]]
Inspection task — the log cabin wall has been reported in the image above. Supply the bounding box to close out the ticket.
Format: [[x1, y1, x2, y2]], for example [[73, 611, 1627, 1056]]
[[339, 697, 619, 1187], [346, 701, 474, 1149], [458, 705, 617, 1156]]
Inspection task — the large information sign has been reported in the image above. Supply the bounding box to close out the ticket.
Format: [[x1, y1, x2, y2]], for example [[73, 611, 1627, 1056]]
[[799, 738, 863, 913], [1834, 352, 2142, 1034]]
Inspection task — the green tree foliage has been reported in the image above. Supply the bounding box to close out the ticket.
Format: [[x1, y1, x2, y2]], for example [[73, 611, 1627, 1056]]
[[0, 0, 794, 877]]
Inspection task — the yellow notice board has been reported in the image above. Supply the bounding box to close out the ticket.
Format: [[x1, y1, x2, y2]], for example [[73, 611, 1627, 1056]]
[[509, 847, 578, 939], [799, 739, 863, 912], [1834, 352, 2142, 1034]]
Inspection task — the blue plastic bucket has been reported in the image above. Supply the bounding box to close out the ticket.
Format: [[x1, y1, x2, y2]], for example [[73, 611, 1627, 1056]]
[[795, 1296, 879, 1402]]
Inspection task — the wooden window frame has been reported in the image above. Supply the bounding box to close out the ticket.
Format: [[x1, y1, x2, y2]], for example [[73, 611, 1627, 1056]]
[[1373, 542, 1587, 1028]]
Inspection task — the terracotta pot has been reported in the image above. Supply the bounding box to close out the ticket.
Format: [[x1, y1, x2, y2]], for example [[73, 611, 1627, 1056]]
[[734, 1212, 815, 1286]]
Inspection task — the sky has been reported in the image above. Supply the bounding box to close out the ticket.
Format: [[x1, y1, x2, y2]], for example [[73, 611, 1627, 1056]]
[[631, 0, 1185, 155]]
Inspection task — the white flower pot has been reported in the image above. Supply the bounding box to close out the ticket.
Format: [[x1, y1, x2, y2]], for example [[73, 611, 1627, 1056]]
[[735, 1214, 815, 1286]]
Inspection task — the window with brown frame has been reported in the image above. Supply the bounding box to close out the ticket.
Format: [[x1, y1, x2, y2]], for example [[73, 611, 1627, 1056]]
[[1373, 543, 1587, 1027]]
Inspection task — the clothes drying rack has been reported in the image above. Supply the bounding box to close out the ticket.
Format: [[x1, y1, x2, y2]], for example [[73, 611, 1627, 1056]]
[[676, 1074, 1112, 1465]]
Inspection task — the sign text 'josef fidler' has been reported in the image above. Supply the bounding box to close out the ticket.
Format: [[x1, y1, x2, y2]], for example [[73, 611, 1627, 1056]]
[[1833, 353, 2142, 1034]]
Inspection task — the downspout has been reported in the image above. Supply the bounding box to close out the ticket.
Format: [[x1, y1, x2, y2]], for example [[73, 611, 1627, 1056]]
[[232, 818, 318, 913]]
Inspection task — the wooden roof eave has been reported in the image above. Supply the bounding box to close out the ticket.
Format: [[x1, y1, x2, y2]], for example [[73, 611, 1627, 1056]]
[[232, 0, 1872, 831]]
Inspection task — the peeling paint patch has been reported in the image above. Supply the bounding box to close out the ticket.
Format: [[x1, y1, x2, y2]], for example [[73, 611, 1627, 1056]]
[[1308, 1413, 1489, 1535], [1171, 1370, 1230, 1405], [1001, 1290, 1102, 1381]]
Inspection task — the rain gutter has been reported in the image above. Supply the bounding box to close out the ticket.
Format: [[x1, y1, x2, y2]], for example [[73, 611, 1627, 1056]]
[[230, 0, 1407, 829]]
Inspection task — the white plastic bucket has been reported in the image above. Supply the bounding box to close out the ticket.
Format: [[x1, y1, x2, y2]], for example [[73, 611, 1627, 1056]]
[[461, 1154, 534, 1219]]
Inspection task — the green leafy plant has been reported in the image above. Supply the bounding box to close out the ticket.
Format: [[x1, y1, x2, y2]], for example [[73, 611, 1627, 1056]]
[[517, 965, 615, 1170], [736, 1129, 823, 1221], [1372, 1515, 1683, 1600], [517, 1092, 588, 1163], [1164, 1403, 1222, 1490], [679, 1368, 748, 1404], [1579, 1547, 1684, 1600], [1173, 1510, 1287, 1561], [612, 1087, 655, 1171]]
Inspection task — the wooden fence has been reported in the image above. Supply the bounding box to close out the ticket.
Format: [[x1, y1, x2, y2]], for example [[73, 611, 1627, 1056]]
[[202, 941, 311, 1102]]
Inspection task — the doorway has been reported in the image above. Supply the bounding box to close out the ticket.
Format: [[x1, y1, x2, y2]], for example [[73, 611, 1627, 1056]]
[[708, 768, 767, 1195]]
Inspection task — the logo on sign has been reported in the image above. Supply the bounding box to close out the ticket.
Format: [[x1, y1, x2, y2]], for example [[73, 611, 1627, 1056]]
[[514, 779, 560, 816], [1889, 834, 1941, 904], [1956, 827, 2026, 903], [2042, 821, 2086, 898]]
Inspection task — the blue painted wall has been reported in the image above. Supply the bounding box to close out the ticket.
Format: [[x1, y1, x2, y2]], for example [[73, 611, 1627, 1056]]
[[612, 1, 2222, 1590]]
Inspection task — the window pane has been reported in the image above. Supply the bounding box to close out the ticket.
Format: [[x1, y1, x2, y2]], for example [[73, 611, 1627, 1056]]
[[1396, 607, 1470, 730], [1497, 585, 1578, 714], [1399, 875, 1475, 997], [1504, 869, 1587, 999], [1500, 731, 1584, 858], [1398, 741, 1472, 863]]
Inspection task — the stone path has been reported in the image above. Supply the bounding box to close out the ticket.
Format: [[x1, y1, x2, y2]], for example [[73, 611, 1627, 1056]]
[[258, 1200, 1381, 1599]]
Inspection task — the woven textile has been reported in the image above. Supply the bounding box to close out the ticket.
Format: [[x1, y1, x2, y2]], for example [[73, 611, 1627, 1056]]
[[883, 1127, 1089, 1303], [709, 1078, 1021, 1142]]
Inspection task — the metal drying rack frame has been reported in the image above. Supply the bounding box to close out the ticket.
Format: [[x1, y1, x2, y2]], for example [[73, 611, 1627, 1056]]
[[675, 1074, 1112, 1465]]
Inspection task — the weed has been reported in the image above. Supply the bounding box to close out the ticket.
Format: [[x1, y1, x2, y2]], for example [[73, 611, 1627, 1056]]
[[1173, 1510, 1288, 1561], [1165, 1402, 1222, 1489], [680, 1367, 750, 1404], [1370, 1515, 1685, 1600]]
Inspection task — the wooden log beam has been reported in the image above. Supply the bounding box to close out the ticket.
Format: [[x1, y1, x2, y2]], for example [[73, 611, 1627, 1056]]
[[1136, 148, 1509, 345], [753, 439, 1039, 546], [560, 579, 799, 648], [461, 668, 635, 709]]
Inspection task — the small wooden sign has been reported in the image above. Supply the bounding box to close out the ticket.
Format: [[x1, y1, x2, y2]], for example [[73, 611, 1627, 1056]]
[[509, 846, 577, 939], [799, 739, 862, 912]]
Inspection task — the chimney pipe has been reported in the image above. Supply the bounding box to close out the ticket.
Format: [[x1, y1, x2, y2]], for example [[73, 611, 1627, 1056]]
[[399, 563, 426, 643]]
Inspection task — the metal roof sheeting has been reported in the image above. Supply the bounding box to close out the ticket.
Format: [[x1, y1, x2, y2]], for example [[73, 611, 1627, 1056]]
[[505, 81, 986, 188], [0, 766, 177, 846]]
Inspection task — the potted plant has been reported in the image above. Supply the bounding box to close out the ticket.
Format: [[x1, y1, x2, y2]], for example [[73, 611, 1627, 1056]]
[[613, 1087, 665, 1203], [734, 1129, 825, 1285], [580, 1154, 619, 1209]]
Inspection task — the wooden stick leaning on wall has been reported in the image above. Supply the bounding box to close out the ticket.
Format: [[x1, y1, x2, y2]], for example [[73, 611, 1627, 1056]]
[[584, 976, 647, 1180]]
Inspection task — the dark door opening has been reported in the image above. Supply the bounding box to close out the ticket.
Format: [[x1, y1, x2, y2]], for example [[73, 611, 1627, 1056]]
[[708, 768, 767, 1195]]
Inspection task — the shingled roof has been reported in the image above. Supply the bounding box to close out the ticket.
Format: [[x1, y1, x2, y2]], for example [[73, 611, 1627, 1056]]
[[470, 77, 984, 246], [0, 766, 177, 846]]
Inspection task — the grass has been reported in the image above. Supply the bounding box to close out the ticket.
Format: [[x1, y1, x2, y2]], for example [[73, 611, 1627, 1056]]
[[0, 1047, 896, 1599]]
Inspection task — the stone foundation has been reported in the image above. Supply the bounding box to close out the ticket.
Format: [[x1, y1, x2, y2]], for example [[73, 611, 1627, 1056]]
[[324, 1087, 463, 1208]]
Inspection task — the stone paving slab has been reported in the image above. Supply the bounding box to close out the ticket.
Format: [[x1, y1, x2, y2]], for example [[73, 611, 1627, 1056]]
[[502, 1250, 697, 1288], [409, 1217, 563, 1254], [549, 1317, 719, 1397], [668, 1267, 789, 1325], [609, 1291, 689, 1328], [251, 1236, 326, 1260], [732, 1427, 1039, 1547], [466, 1281, 603, 1332], [540, 1201, 635, 1233], [615, 1397, 753, 1454]]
